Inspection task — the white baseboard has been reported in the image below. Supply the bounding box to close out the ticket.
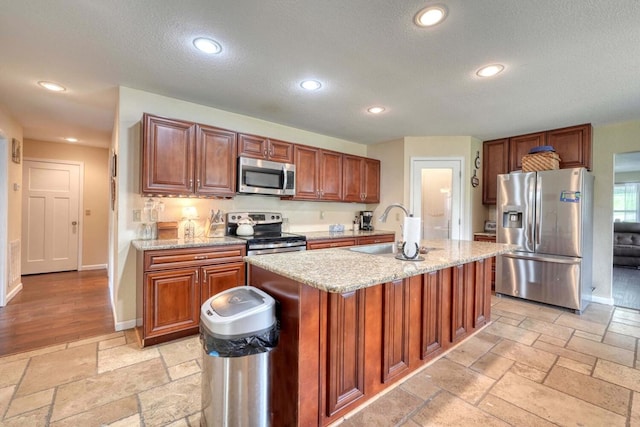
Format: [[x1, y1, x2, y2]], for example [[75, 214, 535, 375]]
[[591, 295, 614, 306], [6, 282, 23, 303], [81, 264, 107, 271], [114, 319, 137, 331]]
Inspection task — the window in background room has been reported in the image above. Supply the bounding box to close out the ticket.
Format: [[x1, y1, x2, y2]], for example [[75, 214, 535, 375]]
[[613, 183, 640, 222]]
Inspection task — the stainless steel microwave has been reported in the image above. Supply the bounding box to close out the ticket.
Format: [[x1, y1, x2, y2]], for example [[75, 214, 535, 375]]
[[237, 156, 296, 196]]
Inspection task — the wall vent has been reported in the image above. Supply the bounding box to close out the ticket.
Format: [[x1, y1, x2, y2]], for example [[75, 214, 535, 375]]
[[9, 240, 20, 283]]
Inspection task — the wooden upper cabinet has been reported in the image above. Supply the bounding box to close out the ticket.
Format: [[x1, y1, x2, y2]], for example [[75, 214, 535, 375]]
[[343, 155, 380, 203], [195, 125, 237, 196], [508, 132, 545, 171], [546, 123, 592, 170], [141, 114, 237, 197], [482, 139, 509, 205], [141, 113, 195, 195], [237, 133, 294, 163], [319, 150, 343, 201], [293, 145, 342, 201]]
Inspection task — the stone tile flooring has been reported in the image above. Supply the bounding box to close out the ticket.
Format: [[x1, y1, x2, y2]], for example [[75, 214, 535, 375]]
[[0, 296, 638, 426]]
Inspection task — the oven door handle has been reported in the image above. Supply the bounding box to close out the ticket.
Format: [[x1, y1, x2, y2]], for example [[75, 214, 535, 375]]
[[282, 164, 288, 192], [248, 246, 306, 256]]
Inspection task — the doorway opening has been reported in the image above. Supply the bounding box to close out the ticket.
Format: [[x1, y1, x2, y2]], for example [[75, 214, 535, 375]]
[[0, 133, 8, 306], [612, 151, 640, 310], [410, 158, 463, 240]]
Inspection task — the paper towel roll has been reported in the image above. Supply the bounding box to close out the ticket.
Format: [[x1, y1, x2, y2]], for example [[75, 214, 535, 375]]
[[402, 217, 421, 258]]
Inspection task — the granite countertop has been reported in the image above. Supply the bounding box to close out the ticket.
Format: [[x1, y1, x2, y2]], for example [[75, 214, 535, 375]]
[[302, 229, 396, 240], [245, 239, 516, 293], [131, 236, 245, 251]]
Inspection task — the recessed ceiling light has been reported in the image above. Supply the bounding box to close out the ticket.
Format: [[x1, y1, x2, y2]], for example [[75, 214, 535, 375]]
[[300, 80, 322, 91], [367, 106, 386, 114], [38, 81, 66, 92], [64, 137, 78, 142], [415, 5, 447, 27], [476, 64, 505, 77], [193, 37, 222, 54]]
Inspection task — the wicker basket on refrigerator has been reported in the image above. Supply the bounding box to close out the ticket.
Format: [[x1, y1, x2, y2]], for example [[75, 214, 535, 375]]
[[521, 151, 561, 172]]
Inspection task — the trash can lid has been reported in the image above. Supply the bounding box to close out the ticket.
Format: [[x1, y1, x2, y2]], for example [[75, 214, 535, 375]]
[[201, 286, 276, 337], [211, 287, 265, 317]]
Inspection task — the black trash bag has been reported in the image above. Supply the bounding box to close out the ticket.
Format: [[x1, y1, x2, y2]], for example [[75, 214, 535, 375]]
[[200, 323, 279, 358]]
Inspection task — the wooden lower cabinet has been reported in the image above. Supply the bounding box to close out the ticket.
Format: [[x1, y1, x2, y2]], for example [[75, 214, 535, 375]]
[[136, 245, 246, 346], [250, 257, 492, 426], [474, 234, 497, 290]]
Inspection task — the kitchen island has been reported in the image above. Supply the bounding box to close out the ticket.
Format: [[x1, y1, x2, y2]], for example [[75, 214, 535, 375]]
[[246, 239, 515, 426]]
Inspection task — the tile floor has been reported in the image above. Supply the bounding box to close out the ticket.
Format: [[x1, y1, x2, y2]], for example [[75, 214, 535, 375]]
[[0, 296, 638, 427]]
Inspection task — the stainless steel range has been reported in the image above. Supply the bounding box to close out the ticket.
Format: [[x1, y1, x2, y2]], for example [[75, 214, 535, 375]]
[[226, 212, 306, 255]]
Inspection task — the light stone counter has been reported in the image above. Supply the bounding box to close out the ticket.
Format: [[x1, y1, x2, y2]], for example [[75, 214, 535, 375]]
[[246, 239, 516, 293], [301, 229, 396, 240], [131, 236, 245, 251]]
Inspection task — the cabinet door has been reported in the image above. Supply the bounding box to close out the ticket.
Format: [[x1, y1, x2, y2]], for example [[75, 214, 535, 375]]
[[509, 132, 545, 171], [294, 145, 320, 199], [144, 268, 199, 338], [482, 139, 509, 205], [237, 133, 269, 159], [450, 263, 472, 344], [546, 124, 592, 170], [382, 279, 410, 383], [362, 158, 380, 203], [319, 150, 343, 201], [421, 269, 448, 359], [200, 262, 245, 302], [141, 114, 195, 195], [267, 138, 294, 163], [195, 125, 236, 196], [324, 290, 365, 417], [473, 259, 492, 328], [342, 155, 364, 202]]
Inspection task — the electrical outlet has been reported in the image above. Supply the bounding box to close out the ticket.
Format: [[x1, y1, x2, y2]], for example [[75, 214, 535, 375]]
[[133, 209, 141, 222], [395, 212, 400, 221], [320, 211, 325, 219]]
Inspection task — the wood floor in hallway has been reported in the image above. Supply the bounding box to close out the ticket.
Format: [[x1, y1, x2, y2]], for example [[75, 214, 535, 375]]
[[0, 270, 114, 357]]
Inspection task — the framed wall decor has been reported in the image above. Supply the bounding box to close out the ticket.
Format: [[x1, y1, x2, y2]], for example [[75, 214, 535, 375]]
[[11, 138, 21, 164]]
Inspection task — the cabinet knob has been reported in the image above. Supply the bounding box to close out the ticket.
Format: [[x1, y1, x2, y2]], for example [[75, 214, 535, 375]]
[[194, 255, 207, 260]]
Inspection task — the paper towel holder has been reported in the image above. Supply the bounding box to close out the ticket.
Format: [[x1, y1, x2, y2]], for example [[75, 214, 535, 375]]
[[396, 242, 425, 261]]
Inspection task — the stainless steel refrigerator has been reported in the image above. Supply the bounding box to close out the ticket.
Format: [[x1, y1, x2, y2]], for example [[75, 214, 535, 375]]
[[495, 168, 594, 313]]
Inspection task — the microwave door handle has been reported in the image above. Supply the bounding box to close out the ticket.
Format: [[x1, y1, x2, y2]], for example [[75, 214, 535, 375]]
[[282, 165, 288, 192]]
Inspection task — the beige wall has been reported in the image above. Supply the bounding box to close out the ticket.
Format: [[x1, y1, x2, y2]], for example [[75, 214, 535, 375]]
[[113, 87, 371, 328], [23, 139, 110, 269], [0, 104, 24, 302], [367, 139, 405, 237], [591, 120, 640, 303]]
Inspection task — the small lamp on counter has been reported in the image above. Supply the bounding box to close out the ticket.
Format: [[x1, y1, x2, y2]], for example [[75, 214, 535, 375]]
[[182, 206, 198, 240]]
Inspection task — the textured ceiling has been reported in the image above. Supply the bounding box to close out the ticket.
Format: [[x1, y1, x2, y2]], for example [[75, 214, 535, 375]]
[[1, 0, 639, 153]]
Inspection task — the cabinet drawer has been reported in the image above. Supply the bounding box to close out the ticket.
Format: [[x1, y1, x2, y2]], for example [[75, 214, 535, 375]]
[[307, 238, 357, 250], [144, 245, 246, 271], [358, 234, 395, 245]]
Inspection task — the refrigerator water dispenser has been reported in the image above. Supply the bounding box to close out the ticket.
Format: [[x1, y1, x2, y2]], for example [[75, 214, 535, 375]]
[[502, 210, 523, 228]]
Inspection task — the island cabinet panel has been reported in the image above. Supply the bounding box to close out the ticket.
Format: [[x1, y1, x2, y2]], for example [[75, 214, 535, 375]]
[[195, 124, 237, 196], [142, 114, 195, 195], [320, 290, 366, 420], [248, 257, 493, 427], [420, 269, 449, 360], [450, 263, 473, 343], [381, 279, 411, 383]]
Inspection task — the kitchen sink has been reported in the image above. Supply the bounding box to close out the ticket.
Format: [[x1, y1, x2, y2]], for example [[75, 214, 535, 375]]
[[347, 243, 396, 255]]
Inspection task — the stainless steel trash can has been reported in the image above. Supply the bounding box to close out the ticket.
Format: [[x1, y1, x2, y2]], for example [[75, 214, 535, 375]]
[[200, 286, 278, 427]]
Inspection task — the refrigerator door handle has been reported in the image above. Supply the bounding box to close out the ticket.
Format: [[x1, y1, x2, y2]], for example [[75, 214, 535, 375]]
[[526, 173, 536, 248], [535, 174, 542, 247], [503, 252, 581, 265]]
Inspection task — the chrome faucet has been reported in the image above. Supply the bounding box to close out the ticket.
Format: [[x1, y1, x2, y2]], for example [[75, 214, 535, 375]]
[[378, 203, 411, 222]]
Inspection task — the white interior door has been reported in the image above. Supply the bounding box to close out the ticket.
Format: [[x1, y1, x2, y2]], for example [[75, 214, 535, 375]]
[[22, 160, 80, 274], [410, 158, 462, 240]]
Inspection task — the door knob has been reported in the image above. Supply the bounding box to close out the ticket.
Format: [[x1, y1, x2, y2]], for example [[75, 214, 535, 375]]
[[72, 221, 78, 226]]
